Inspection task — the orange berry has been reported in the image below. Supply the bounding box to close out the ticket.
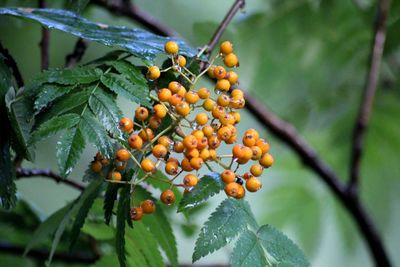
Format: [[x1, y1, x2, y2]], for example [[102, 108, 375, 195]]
[[215, 79, 231, 91], [246, 177, 262, 192], [158, 88, 172, 102], [116, 148, 130, 161], [154, 104, 167, 118], [164, 41, 179, 54], [217, 94, 231, 107], [259, 153, 274, 168], [195, 113, 208, 126], [173, 141, 185, 153], [226, 71, 239, 85], [209, 149, 217, 160], [224, 182, 240, 197], [190, 157, 204, 170], [141, 199, 156, 214], [128, 134, 143, 149], [168, 81, 183, 94], [191, 130, 204, 140], [219, 113, 235, 126], [168, 94, 183, 106], [181, 157, 194, 172], [139, 128, 154, 142], [250, 164, 264, 177], [245, 129, 259, 141], [175, 101, 190, 117], [130, 207, 144, 221], [198, 87, 211, 99], [213, 66, 226, 79], [91, 161, 102, 173], [165, 162, 179, 175], [197, 137, 208, 150], [119, 117, 134, 133], [221, 170, 236, 183], [147, 66, 160, 80], [220, 41, 233, 55], [148, 116, 161, 129], [184, 91, 199, 104], [177, 86, 187, 97], [183, 174, 199, 187], [135, 107, 149, 121], [152, 144, 168, 158], [237, 146, 253, 164], [256, 139, 270, 154], [109, 171, 122, 181], [243, 133, 257, 147], [208, 135, 221, 149], [158, 136, 172, 147], [251, 146, 262, 160], [185, 148, 200, 159], [207, 65, 216, 78], [183, 135, 198, 150], [177, 55, 186, 67], [167, 157, 179, 165], [203, 99, 216, 111], [231, 89, 244, 98], [231, 111, 241, 124], [199, 149, 210, 161], [218, 126, 232, 141], [226, 134, 237, 144], [212, 106, 225, 119], [160, 189, 176, 205], [202, 125, 214, 137], [141, 158, 156, 173], [223, 53, 239, 68], [235, 185, 246, 199], [230, 95, 245, 109]]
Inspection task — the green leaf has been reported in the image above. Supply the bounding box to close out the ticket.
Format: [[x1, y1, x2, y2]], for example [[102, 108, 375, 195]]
[[30, 113, 80, 144], [81, 221, 114, 241], [34, 66, 102, 85], [136, 187, 178, 267], [231, 230, 268, 267], [56, 127, 86, 177], [116, 187, 129, 267], [111, 60, 147, 87], [100, 73, 151, 107], [0, 137, 16, 210], [193, 199, 258, 262], [126, 222, 165, 267], [178, 172, 223, 212], [103, 183, 120, 225], [0, 8, 200, 61], [67, 0, 89, 14], [69, 178, 104, 249], [24, 203, 73, 255], [80, 111, 114, 158], [257, 225, 309, 267], [88, 88, 122, 137], [34, 84, 75, 112]]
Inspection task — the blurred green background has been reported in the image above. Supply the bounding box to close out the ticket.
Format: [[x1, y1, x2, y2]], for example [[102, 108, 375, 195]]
[[1, 0, 400, 266]]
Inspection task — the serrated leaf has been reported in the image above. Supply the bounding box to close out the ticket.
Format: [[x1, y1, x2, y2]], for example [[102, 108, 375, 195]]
[[231, 230, 269, 267], [126, 222, 165, 267], [257, 225, 309, 267], [0, 137, 16, 210], [34, 66, 102, 85], [24, 203, 73, 255], [80, 110, 114, 158], [69, 178, 104, 249], [88, 88, 122, 137], [56, 127, 86, 177], [30, 113, 80, 144], [0, 8, 200, 61], [116, 187, 129, 267], [100, 73, 151, 107], [104, 183, 120, 225], [111, 60, 147, 86], [178, 172, 223, 212], [136, 187, 178, 267], [34, 84, 75, 112], [193, 199, 258, 262]]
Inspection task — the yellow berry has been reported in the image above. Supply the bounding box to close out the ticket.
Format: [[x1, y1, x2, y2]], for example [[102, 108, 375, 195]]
[[116, 149, 130, 161], [154, 104, 167, 118], [164, 41, 179, 54], [224, 53, 239, 68], [177, 55, 186, 67], [220, 41, 234, 55], [215, 79, 231, 91], [184, 91, 200, 104], [250, 164, 264, 177], [147, 66, 160, 80], [152, 144, 168, 158], [203, 99, 215, 111], [221, 169, 235, 183], [160, 189, 176, 205], [259, 153, 274, 168], [128, 134, 143, 149], [246, 177, 262, 192], [135, 107, 149, 121], [119, 117, 133, 133], [195, 113, 208, 125], [224, 182, 240, 197], [158, 88, 172, 102], [198, 87, 211, 99]]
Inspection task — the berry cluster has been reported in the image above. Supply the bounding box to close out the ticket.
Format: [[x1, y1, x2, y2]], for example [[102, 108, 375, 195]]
[[92, 40, 273, 221]]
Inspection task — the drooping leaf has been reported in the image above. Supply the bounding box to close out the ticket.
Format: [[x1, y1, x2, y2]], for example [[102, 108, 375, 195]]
[[30, 113, 81, 144], [34, 84, 75, 112], [34, 66, 102, 85], [56, 127, 86, 177], [111, 60, 147, 87], [88, 88, 122, 137], [69, 178, 104, 249], [100, 73, 151, 107], [192, 199, 258, 262], [257, 224, 309, 267], [80, 110, 114, 158], [104, 183, 120, 225], [116, 187, 129, 267], [126, 222, 165, 267], [178, 172, 223, 212], [0, 8, 200, 61], [231, 230, 269, 267]]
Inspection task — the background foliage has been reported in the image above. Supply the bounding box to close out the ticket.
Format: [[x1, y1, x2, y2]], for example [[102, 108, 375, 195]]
[[0, 0, 399, 266]]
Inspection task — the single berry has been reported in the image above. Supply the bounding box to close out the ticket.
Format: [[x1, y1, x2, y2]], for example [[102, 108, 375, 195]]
[[208, 135, 221, 149], [154, 104, 167, 118], [141, 158, 156, 173], [203, 99, 216, 111], [176, 101, 190, 117], [259, 153, 274, 168], [147, 66, 160, 80], [91, 161, 102, 173], [256, 139, 270, 154], [213, 66, 227, 79], [158, 88, 172, 102], [183, 174, 199, 187], [168, 94, 183, 106], [185, 91, 200, 104], [235, 185, 246, 199], [160, 189, 176, 205], [141, 200, 156, 214], [116, 148, 130, 161], [221, 169, 236, 183], [190, 157, 204, 170], [223, 53, 239, 68], [165, 162, 179, 175], [135, 107, 149, 121], [164, 41, 179, 54], [119, 117, 134, 133], [149, 116, 161, 129], [158, 136, 172, 147], [177, 55, 186, 67], [195, 113, 209, 125], [215, 79, 231, 91], [181, 157, 194, 172], [250, 164, 264, 177], [131, 207, 144, 221], [183, 135, 198, 150], [251, 146, 262, 160], [152, 144, 168, 158], [198, 87, 211, 99], [128, 134, 143, 149], [109, 171, 122, 181], [226, 71, 239, 84], [202, 125, 214, 137], [246, 177, 262, 192], [168, 81, 183, 94], [224, 182, 240, 197], [139, 128, 154, 142], [220, 41, 234, 55]]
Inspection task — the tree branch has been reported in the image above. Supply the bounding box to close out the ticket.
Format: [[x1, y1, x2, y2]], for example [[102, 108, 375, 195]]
[[0, 42, 24, 87], [348, 0, 391, 195], [65, 38, 88, 68], [38, 0, 49, 70], [16, 168, 85, 192]]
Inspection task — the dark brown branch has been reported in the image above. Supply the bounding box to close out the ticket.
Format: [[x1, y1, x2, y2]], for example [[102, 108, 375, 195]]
[[65, 38, 88, 67], [206, 0, 245, 54], [348, 0, 391, 195], [38, 0, 49, 70], [0, 240, 99, 264], [0, 42, 24, 87], [16, 168, 85, 192]]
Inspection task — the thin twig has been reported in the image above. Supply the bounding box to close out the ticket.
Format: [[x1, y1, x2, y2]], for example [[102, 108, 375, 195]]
[[348, 0, 391, 195], [0, 42, 24, 87], [65, 38, 88, 67], [38, 0, 49, 70], [16, 168, 85, 192]]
